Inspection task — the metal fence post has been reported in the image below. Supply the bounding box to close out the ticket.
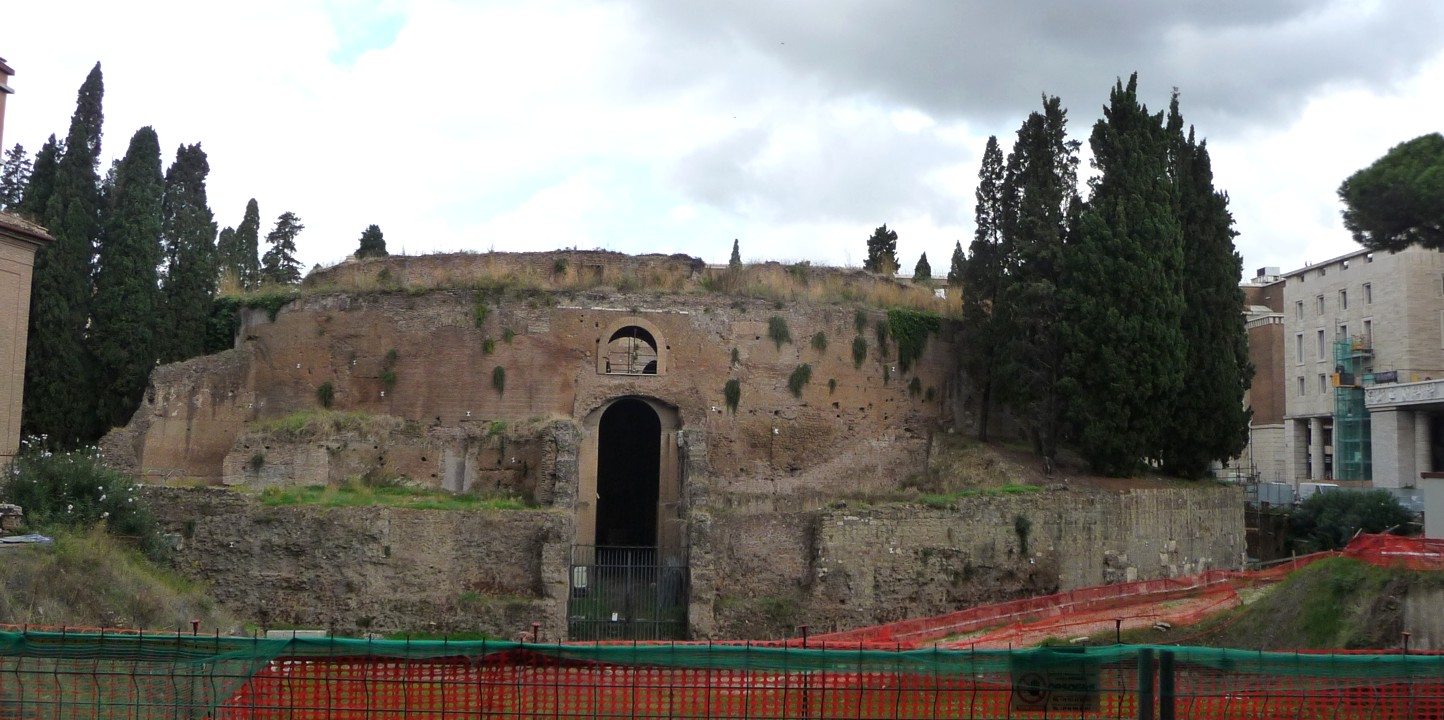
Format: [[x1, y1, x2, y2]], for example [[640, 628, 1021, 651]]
[[1137, 648, 1155, 720]]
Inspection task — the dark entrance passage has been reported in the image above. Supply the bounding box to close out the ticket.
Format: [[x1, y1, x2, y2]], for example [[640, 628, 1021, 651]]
[[594, 398, 660, 547]]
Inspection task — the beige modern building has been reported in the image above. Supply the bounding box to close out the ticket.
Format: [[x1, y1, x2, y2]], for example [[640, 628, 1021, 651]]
[[0, 57, 54, 463], [1280, 245, 1444, 488]]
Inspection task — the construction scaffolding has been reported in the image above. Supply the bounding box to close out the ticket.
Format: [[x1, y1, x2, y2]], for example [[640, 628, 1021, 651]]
[[1332, 336, 1372, 481]]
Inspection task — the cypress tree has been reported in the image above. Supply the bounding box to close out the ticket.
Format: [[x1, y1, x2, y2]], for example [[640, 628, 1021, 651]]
[[728, 239, 742, 268], [0, 144, 32, 211], [158, 143, 218, 363], [960, 135, 1008, 442], [864, 224, 899, 274], [946, 240, 965, 287], [1159, 94, 1253, 477], [91, 127, 164, 432], [992, 99, 1079, 466], [17, 135, 60, 223], [1060, 74, 1185, 476], [235, 198, 262, 289], [214, 226, 240, 287], [24, 63, 104, 448], [260, 211, 304, 285], [356, 224, 387, 258], [912, 252, 931, 283]]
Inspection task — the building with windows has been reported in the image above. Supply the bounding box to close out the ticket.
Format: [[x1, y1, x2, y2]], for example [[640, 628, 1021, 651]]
[[0, 57, 53, 463], [1237, 269, 1286, 483], [1280, 245, 1444, 488]]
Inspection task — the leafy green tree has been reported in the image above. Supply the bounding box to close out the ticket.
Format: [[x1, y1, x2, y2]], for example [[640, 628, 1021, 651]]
[[728, 238, 741, 268], [993, 99, 1079, 465], [961, 135, 1008, 441], [17, 135, 60, 222], [946, 240, 965, 287], [0, 143, 32, 211], [864, 224, 898, 274], [24, 63, 105, 449], [1158, 93, 1253, 478], [260, 211, 304, 285], [355, 223, 388, 258], [90, 127, 164, 432], [1060, 74, 1185, 476], [1291, 489, 1412, 552], [158, 143, 218, 363], [1338, 133, 1444, 252], [234, 198, 262, 288], [912, 252, 931, 283]]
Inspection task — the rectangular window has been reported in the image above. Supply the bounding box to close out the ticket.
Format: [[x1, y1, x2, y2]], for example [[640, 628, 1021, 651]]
[[1296, 301, 1304, 321], [1319, 374, 1327, 394], [1340, 290, 1348, 310], [1318, 329, 1326, 359], [1364, 283, 1372, 304], [1339, 324, 1348, 341], [1296, 333, 1304, 363], [1317, 295, 1325, 315], [1364, 319, 1372, 347], [1298, 376, 1306, 397]]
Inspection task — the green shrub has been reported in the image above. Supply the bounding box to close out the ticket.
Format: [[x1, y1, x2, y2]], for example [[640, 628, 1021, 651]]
[[724, 379, 741, 413], [854, 309, 868, 333], [488, 420, 508, 435], [887, 308, 941, 372], [482, 337, 496, 354], [810, 331, 828, 352], [787, 364, 812, 398], [767, 316, 791, 349], [1291, 489, 1413, 551], [553, 258, 569, 275], [472, 293, 490, 328], [883, 365, 891, 385], [874, 318, 891, 358], [492, 366, 506, 395], [502, 328, 515, 343], [316, 381, 335, 408], [828, 378, 837, 394], [852, 336, 868, 368], [1014, 514, 1033, 556], [730, 347, 740, 366], [2, 444, 163, 559]]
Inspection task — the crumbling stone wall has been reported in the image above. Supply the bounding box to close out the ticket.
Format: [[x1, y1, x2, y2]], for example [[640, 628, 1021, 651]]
[[146, 487, 571, 637], [701, 485, 1245, 638]]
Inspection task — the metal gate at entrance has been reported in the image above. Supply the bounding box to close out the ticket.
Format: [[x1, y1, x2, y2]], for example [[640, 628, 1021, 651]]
[[567, 545, 688, 641]]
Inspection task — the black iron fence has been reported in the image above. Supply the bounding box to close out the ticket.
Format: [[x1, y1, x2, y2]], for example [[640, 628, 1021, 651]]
[[567, 545, 688, 641]]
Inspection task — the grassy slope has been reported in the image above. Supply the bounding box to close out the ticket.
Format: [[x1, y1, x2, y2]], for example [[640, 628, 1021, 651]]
[[0, 527, 241, 634], [1088, 557, 1441, 650]]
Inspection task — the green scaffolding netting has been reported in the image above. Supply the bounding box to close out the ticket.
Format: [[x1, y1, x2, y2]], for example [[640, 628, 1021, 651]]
[[5, 630, 1444, 719]]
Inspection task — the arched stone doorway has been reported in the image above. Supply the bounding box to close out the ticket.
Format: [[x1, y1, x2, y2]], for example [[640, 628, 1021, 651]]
[[569, 395, 687, 640], [594, 398, 661, 546]]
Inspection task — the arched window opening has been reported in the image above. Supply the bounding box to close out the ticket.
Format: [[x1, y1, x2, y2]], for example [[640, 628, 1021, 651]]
[[603, 326, 659, 375]]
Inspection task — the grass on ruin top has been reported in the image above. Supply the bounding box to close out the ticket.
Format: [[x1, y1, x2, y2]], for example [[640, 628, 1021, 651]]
[[915, 484, 1044, 508], [249, 410, 423, 441], [232, 255, 955, 315], [257, 483, 527, 511]]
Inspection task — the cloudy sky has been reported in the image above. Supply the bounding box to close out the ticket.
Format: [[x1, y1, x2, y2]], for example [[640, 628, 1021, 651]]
[[4, 1, 1442, 277]]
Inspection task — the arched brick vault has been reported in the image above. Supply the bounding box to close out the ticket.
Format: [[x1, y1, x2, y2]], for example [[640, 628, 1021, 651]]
[[595, 317, 669, 376], [574, 395, 686, 562]]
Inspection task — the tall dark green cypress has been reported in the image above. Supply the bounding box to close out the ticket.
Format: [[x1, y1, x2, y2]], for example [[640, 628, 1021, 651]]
[[91, 127, 164, 432], [214, 226, 240, 286], [993, 99, 1079, 465], [960, 135, 1007, 441], [356, 224, 387, 258], [24, 63, 104, 448], [17, 135, 60, 223], [235, 199, 262, 289], [158, 143, 218, 363], [1159, 94, 1252, 477], [1060, 74, 1186, 476], [946, 240, 965, 287]]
